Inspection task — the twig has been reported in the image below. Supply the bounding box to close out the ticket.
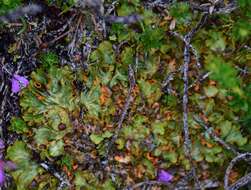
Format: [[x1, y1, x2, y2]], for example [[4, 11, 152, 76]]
[[228, 172, 251, 190], [224, 153, 251, 190], [26, 144, 70, 189], [40, 162, 70, 190], [169, 31, 201, 69], [194, 116, 251, 190], [123, 180, 173, 190], [193, 116, 239, 155], [0, 4, 42, 23], [190, 1, 238, 15], [115, 64, 136, 136], [188, 71, 211, 90], [105, 14, 142, 24], [181, 14, 208, 190], [243, 45, 251, 52], [104, 64, 136, 159]]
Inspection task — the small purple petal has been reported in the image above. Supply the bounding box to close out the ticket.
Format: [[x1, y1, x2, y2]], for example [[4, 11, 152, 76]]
[[0, 140, 4, 150], [11, 78, 21, 93], [0, 162, 4, 186], [13, 74, 29, 86], [11, 74, 29, 93], [0, 168, 4, 186], [157, 169, 173, 184]]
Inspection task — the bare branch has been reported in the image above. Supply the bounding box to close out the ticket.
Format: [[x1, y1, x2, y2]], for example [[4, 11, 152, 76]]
[[190, 1, 238, 15], [193, 116, 239, 155], [0, 4, 42, 23], [40, 162, 70, 190], [179, 14, 209, 190], [104, 63, 136, 160], [224, 153, 251, 190]]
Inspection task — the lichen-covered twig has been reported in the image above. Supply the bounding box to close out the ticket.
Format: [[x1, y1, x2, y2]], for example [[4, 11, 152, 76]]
[[227, 172, 251, 190], [40, 162, 70, 190], [193, 116, 239, 155], [26, 144, 70, 189], [188, 72, 211, 90], [105, 14, 142, 24], [123, 180, 173, 190], [104, 63, 136, 160], [193, 117, 251, 190], [180, 14, 208, 189], [0, 4, 42, 23], [169, 31, 201, 69], [190, 0, 238, 15], [224, 153, 251, 190]]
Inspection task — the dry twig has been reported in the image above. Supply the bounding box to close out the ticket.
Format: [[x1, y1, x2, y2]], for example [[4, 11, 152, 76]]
[[224, 153, 251, 190], [179, 14, 208, 189]]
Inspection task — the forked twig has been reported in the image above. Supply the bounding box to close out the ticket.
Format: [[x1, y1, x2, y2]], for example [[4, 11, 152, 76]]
[[179, 14, 208, 189], [224, 153, 251, 190]]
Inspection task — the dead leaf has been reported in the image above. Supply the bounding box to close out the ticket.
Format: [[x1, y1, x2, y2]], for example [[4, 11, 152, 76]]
[[114, 155, 131, 163], [100, 85, 112, 106], [168, 59, 176, 72]]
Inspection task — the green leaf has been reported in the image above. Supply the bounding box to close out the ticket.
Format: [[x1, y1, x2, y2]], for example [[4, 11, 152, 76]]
[[225, 127, 247, 146], [110, 69, 128, 87], [170, 2, 191, 24], [90, 134, 104, 145], [203, 146, 222, 163], [115, 138, 125, 150], [102, 131, 113, 138], [7, 141, 40, 190], [34, 127, 56, 145], [205, 55, 240, 89], [152, 121, 167, 135], [10, 117, 29, 134], [102, 179, 115, 190], [80, 86, 101, 117], [163, 152, 178, 164], [121, 47, 133, 66], [74, 171, 98, 190], [117, 3, 135, 16], [61, 154, 73, 170], [49, 140, 64, 157], [192, 141, 203, 162], [0, 0, 21, 15], [40, 51, 59, 68], [91, 41, 115, 65], [220, 121, 232, 138], [206, 31, 226, 52], [20, 66, 79, 129], [90, 131, 112, 145], [204, 86, 219, 98], [139, 26, 165, 51], [232, 19, 251, 41], [138, 79, 162, 104]]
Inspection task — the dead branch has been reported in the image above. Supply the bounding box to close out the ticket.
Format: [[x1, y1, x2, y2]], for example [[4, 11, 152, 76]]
[[40, 162, 70, 190], [193, 116, 239, 155], [123, 180, 173, 190], [224, 153, 251, 190], [180, 14, 208, 190], [0, 4, 42, 23], [104, 63, 136, 160], [190, 0, 238, 15]]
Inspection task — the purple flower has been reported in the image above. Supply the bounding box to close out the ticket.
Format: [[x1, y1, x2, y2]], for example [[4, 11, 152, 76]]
[[0, 161, 5, 186], [0, 140, 4, 150], [157, 169, 173, 184], [11, 74, 29, 93], [0, 160, 16, 186]]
